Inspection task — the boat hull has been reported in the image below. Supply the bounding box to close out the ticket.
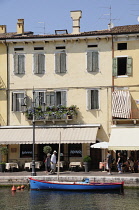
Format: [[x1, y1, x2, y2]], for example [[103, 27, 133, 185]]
[[29, 178, 124, 191]]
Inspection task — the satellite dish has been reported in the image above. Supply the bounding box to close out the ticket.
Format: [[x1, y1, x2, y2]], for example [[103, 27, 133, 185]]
[[137, 16, 139, 22]]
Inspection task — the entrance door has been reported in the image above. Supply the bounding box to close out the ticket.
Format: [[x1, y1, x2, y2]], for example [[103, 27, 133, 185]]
[[90, 148, 102, 170]]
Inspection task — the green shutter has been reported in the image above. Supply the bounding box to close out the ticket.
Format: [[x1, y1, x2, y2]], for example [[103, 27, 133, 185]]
[[60, 52, 66, 73], [112, 58, 118, 76], [34, 92, 39, 107], [87, 89, 91, 110], [14, 54, 19, 74], [34, 54, 39, 74], [61, 91, 66, 106], [92, 90, 99, 109], [38, 54, 45, 74], [55, 53, 61, 73], [127, 56, 132, 76], [87, 52, 92, 72], [92, 51, 99, 72], [18, 54, 25, 74]]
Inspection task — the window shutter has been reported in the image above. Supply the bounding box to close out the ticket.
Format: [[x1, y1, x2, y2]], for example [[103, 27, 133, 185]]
[[38, 54, 45, 74], [55, 53, 61, 73], [34, 54, 39, 74], [87, 52, 92, 72], [61, 91, 66, 106], [112, 58, 118, 76], [87, 90, 91, 110], [92, 90, 99, 109], [127, 57, 132, 76], [34, 92, 39, 107], [46, 92, 55, 106], [14, 54, 19, 74], [18, 54, 25, 74], [92, 51, 99, 72], [60, 52, 66, 73]]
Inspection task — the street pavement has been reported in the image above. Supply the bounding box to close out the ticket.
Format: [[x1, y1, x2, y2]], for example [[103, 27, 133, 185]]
[[0, 170, 139, 177]]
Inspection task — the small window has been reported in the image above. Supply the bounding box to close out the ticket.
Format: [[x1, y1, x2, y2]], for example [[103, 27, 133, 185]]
[[46, 91, 66, 106], [117, 43, 127, 50], [12, 92, 26, 112], [87, 51, 99, 72], [33, 53, 45, 74], [87, 89, 99, 110], [55, 52, 66, 73], [14, 48, 24, 51], [56, 46, 66, 50], [113, 57, 132, 76], [87, 45, 98, 48], [34, 47, 44, 50], [14, 54, 25, 74], [68, 144, 82, 157]]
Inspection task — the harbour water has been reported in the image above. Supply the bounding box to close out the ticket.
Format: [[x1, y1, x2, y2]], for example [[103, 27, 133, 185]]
[[0, 188, 139, 210]]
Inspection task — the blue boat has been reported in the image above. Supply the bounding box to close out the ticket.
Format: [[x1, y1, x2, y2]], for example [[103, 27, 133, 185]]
[[29, 178, 124, 192]]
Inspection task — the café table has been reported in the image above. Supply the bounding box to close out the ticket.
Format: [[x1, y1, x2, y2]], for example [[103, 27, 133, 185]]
[[24, 161, 41, 170], [6, 162, 19, 170]]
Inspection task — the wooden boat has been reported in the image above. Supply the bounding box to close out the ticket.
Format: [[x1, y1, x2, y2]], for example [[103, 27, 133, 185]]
[[29, 178, 124, 191]]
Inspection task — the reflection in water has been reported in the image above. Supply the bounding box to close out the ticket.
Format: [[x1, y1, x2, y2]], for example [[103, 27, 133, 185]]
[[0, 188, 139, 210]]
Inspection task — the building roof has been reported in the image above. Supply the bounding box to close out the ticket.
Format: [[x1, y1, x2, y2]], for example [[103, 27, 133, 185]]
[[1, 24, 139, 40]]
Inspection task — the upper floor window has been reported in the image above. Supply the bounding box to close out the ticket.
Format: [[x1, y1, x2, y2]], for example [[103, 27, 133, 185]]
[[34, 47, 44, 51], [12, 92, 26, 112], [33, 53, 45, 74], [14, 54, 25, 74], [117, 43, 127, 50], [34, 91, 45, 107], [113, 57, 132, 76], [46, 91, 66, 106], [87, 51, 99, 72], [55, 52, 66, 73], [87, 89, 99, 110]]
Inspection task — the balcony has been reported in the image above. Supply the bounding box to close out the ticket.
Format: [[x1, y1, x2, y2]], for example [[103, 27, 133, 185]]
[[113, 108, 139, 125], [25, 105, 78, 124]]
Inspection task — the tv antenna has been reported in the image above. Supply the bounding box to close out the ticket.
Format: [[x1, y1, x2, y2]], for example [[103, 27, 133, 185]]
[[38, 22, 46, 34], [100, 5, 119, 29]]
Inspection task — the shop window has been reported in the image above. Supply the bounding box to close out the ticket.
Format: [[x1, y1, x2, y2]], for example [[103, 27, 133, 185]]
[[20, 144, 32, 158], [68, 144, 82, 157]]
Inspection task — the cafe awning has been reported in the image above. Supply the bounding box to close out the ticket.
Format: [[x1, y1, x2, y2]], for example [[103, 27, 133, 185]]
[[109, 127, 139, 150], [0, 126, 99, 144]]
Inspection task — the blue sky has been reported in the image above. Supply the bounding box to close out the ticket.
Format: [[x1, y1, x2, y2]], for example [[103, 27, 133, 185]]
[[0, 0, 139, 34]]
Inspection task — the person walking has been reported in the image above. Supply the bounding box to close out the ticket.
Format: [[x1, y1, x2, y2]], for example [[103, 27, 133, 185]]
[[50, 150, 57, 174], [45, 153, 51, 174], [107, 151, 112, 175], [117, 152, 123, 174]]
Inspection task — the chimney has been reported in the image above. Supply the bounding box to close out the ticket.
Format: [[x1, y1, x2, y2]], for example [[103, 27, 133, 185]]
[[70, 10, 82, 34], [0, 25, 6, 34], [17, 19, 24, 34]]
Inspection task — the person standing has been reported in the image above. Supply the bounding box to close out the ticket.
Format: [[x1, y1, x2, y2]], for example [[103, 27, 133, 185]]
[[50, 150, 57, 174], [117, 152, 123, 174], [45, 153, 51, 174], [107, 151, 112, 175]]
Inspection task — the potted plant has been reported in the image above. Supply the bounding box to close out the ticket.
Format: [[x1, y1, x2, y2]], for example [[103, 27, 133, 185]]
[[83, 156, 92, 172], [43, 146, 52, 155], [0, 146, 8, 172]]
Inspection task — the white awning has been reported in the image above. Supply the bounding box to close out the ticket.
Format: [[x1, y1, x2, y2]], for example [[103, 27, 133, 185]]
[[109, 127, 139, 150], [0, 127, 98, 144]]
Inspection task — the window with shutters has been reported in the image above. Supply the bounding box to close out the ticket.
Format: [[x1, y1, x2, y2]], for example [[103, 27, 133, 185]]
[[14, 54, 25, 74], [113, 57, 132, 76], [34, 91, 45, 107], [33, 53, 45, 74], [87, 51, 99, 72], [87, 89, 99, 110], [46, 91, 66, 106], [55, 52, 66, 73], [12, 92, 26, 112]]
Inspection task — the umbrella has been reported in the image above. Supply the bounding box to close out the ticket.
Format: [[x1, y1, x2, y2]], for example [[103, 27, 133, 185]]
[[90, 142, 109, 171], [90, 142, 109, 149]]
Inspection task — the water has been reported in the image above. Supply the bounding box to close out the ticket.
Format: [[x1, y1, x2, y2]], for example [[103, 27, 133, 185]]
[[0, 188, 139, 210]]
